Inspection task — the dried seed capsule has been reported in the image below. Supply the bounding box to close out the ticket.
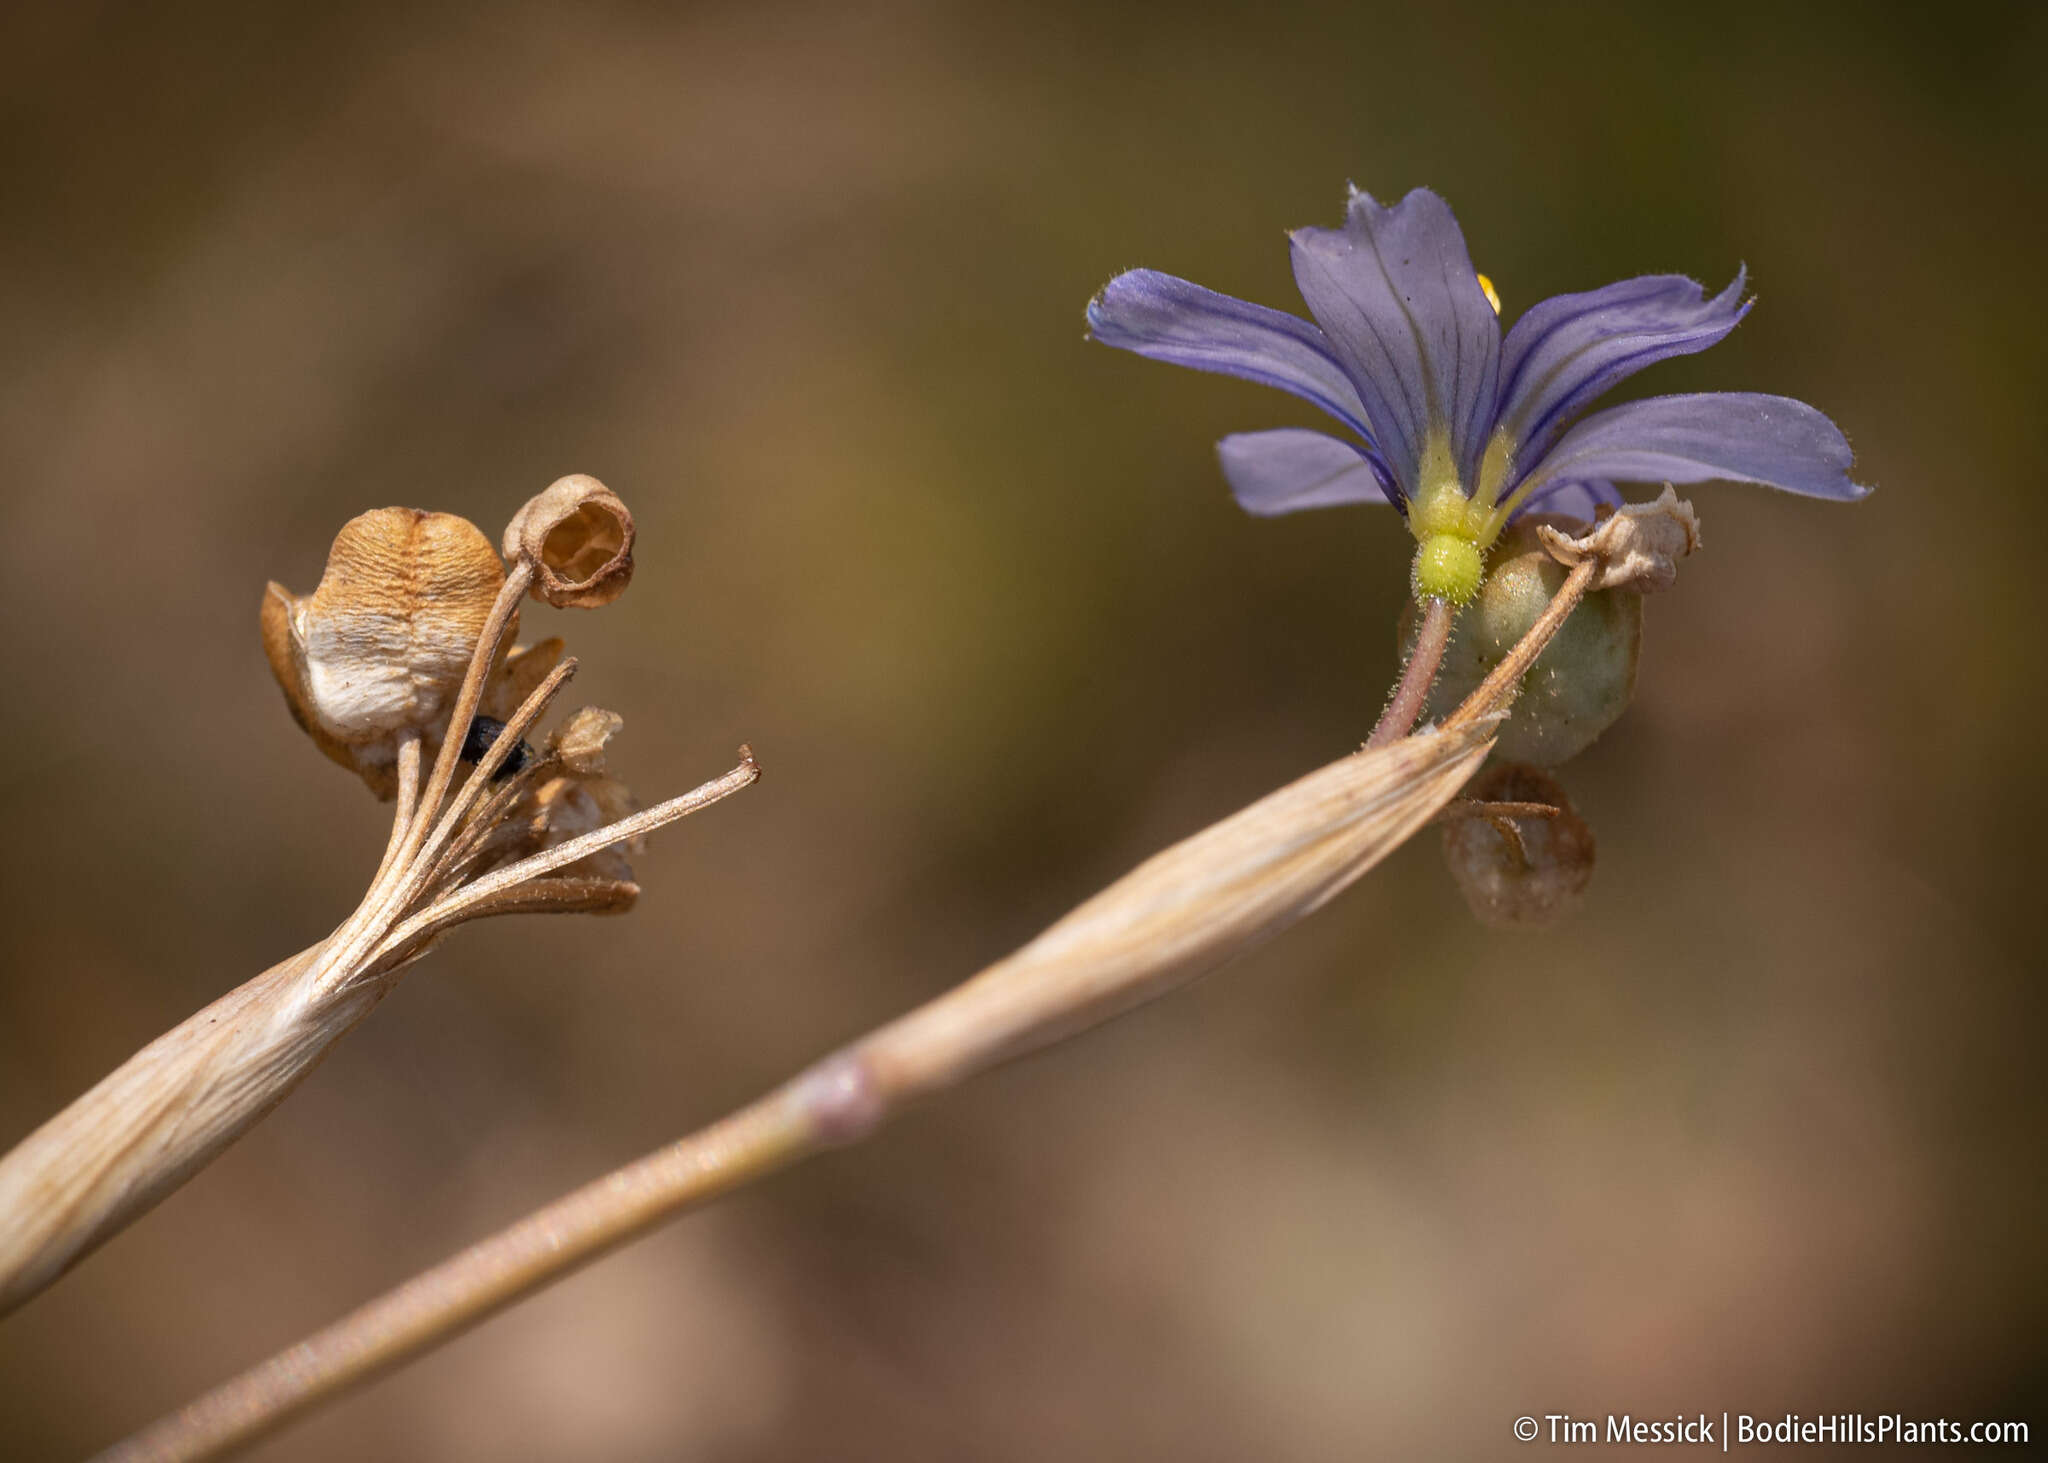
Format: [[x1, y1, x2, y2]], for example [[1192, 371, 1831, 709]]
[[1404, 517, 1642, 767], [502, 474, 635, 608], [260, 508, 508, 795], [1440, 763, 1595, 928]]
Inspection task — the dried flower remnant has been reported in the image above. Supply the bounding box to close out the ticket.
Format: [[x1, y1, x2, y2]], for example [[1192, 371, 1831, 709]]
[[555, 705, 626, 773], [503, 472, 635, 608], [460, 707, 644, 904], [1536, 485, 1701, 593], [1087, 185, 1865, 604], [1441, 763, 1595, 927], [260, 508, 510, 798], [0, 476, 753, 1314]]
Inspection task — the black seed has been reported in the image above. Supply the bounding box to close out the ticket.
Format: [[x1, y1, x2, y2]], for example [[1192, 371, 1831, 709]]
[[460, 715, 534, 780]]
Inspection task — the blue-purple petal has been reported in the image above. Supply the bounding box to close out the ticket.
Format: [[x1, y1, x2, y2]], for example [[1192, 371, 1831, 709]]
[[1518, 393, 1870, 502], [1514, 478, 1625, 523], [1497, 271, 1750, 473], [1287, 187, 1501, 492], [1086, 270, 1377, 442], [1216, 429, 1396, 516]]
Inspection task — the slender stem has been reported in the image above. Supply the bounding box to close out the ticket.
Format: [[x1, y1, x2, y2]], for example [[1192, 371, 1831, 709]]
[[369, 735, 424, 890], [402, 656, 579, 895], [1445, 557, 1598, 730], [363, 566, 533, 909], [372, 755, 761, 971], [1481, 813, 1530, 870], [1366, 595, 1454, 747], [97, 1091, 821, 1463], [307, 566, 535, 1000], [1436, 800, 1559, 823], [371, 566, 535, 908], [428, 758, 559, 894]]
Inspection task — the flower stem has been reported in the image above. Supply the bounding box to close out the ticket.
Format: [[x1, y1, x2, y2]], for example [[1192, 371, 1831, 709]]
[[1366, 594, 1454, 747]]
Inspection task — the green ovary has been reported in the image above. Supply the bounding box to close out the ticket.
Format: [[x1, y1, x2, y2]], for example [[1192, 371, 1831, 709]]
[[1409, 422, 1523, 602], [1400, 519, 1643, 766], [1405, 431, 1505, 605], [1412, 533, 1484, 603]]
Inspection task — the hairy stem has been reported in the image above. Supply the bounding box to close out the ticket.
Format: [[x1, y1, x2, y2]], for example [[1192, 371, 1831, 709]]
[[1367, 594, 1454, 747]]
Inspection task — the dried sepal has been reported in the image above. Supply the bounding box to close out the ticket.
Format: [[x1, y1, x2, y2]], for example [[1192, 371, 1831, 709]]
[[464, 764, 641, 887], [551, 707, 624, 774], [485, 638, 566, 720], [470, 874, 640, 919], [1536, 486, 1701, 594], [1440, 763, 1595, 928], [502, 474, 635, 608], [261, 508, 510, 797]]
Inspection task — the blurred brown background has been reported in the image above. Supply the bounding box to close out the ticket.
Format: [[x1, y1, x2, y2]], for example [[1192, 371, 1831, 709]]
[[2, 1, 2042, 1457]]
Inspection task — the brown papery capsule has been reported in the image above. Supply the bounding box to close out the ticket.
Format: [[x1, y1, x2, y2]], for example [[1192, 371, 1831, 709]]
[[260, 508, 507, 796], [1441, 762, 1596, 928], [503, 474, 635, 608]]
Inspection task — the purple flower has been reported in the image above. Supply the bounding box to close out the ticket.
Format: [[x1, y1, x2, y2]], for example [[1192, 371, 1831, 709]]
[[1087, 187, 1867, 601]]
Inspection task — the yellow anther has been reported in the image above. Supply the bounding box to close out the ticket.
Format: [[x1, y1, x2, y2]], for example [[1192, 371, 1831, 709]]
[[1477, 272, 1501, 316]]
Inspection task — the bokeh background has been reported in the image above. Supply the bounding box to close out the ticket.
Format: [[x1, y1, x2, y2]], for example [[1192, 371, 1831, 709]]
[[2, 1, 2042, 1457]]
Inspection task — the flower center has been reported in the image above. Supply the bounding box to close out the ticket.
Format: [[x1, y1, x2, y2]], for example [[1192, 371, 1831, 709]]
[[1407, 431, 1503, 604]]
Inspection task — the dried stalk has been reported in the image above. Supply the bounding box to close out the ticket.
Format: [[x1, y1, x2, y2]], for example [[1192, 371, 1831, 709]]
[[100, 722, 1494, 1463], [0, 492, 757, 1317], [98, 554, 1609, 1463]]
